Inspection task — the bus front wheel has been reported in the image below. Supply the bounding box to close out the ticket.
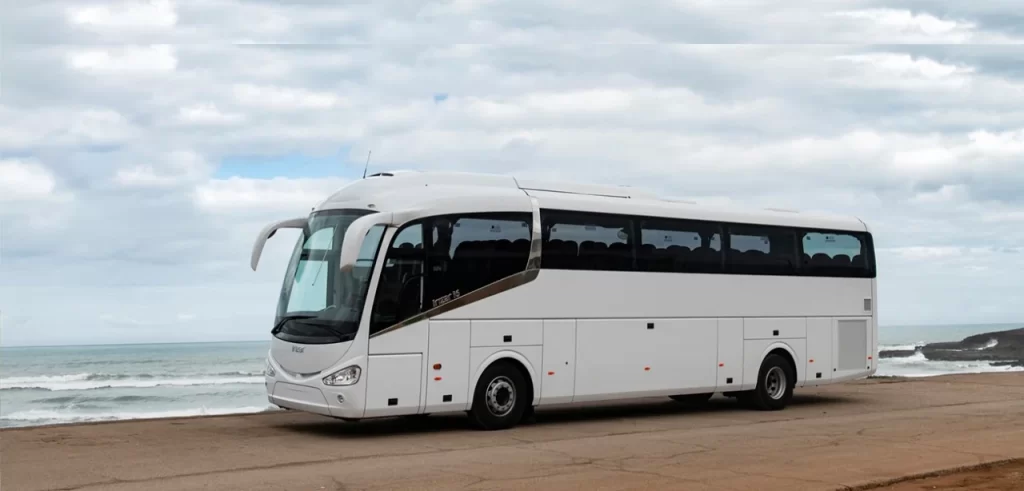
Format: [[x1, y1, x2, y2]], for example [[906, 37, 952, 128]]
[[468, 361, 528, 430]]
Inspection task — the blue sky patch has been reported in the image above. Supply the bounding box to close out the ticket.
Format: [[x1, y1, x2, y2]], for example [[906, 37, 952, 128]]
[[215, 148, 364, 180]]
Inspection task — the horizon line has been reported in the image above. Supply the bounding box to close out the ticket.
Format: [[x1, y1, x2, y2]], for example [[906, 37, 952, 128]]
[[0, 339, 269, 349]]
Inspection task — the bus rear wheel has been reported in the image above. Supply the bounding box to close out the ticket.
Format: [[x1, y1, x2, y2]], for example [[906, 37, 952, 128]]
[[468, 361, 528, 431], [742, 354, 794, 411]]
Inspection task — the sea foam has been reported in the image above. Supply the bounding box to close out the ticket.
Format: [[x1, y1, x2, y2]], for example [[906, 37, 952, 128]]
[[1, 406, 277, 425], [1, 372, 264, 391]]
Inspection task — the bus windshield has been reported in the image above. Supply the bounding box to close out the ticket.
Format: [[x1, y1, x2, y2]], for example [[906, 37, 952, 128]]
[[274, 209, 385, 345]]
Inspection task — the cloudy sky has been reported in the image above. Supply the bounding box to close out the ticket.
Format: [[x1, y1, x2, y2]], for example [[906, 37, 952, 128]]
[[2, 1, 1023, 346]]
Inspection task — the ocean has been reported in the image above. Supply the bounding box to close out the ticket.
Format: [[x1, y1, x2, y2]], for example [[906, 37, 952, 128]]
[[1, 342, 272, 429], [874, 322, 1024, 378], [2, 322, 1021, 429]]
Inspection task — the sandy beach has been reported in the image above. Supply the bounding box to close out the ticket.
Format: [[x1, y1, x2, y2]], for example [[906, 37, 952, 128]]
[[2, 372, 1022, 491]]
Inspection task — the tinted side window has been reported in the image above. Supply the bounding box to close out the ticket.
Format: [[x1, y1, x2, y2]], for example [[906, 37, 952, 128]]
[[541, 210, 634, 271], [639, 219, 722, 273], [800, 231, 872, 277], [727, 225, 798, 275], [442, 214, 532, 302]]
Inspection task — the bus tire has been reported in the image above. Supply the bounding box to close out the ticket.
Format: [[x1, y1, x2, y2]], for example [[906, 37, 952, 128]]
[[521, 404, 536, 423], [468, 361, 528, 430], [670, 392, 714, 405], [747, 353, 794, 411]]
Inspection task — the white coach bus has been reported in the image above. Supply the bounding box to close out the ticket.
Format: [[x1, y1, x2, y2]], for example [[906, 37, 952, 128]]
[[251, 171, 877, 430]]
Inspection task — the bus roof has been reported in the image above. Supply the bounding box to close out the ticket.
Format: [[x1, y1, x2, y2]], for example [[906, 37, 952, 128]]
[[316, 170, 869, 233]]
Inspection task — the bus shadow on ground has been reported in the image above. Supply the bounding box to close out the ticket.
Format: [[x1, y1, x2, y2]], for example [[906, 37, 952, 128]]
[[276, 393, 852, 438]]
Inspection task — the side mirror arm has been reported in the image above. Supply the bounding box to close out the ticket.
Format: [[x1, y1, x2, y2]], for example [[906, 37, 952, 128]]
[[339, 212, 394, 273], [251, 217, 308, 271]]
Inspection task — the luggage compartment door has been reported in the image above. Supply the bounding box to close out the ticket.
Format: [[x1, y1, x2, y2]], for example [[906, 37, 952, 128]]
[[364, 354, 422, 418]]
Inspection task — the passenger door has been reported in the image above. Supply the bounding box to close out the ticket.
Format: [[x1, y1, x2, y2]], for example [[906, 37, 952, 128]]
[[364, 224, 428, 417]]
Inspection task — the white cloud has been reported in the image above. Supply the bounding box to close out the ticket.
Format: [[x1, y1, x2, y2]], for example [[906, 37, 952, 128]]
[[232, 84, 343, 110], [68, 0, 178, 30], [0, 160, 58, 202], [910, 185, 969, 205], [193, 177, 349, 214], [177, 104, 245, 125], [831, 53, 975, 90], [1, 108, 138, 150], [832, 9, 979, 43], [982, 210, 1024, 223], [881, 246, 964, 260], [68, 109, 138, 146], [115, 151, 211, 188], [69, 45, 177, 74], [966, 129, 1024, 157]]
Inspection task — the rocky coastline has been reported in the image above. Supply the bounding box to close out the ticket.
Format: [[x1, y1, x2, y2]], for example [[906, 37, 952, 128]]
[[879, 327, 1024, 368]]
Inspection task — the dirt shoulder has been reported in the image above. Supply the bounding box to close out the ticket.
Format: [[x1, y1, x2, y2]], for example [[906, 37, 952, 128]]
[[870, 459, 1024, 490], [2, 372, 1023, 491]]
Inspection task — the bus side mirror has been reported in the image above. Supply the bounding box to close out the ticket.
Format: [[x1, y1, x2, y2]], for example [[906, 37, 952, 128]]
[[339, 212, 394, 273], [251, 217, 308, 271]]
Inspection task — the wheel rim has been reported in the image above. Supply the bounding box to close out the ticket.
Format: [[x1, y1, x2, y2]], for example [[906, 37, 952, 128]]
[[765, 366, 787, 400], [485, 376, 516, 417]]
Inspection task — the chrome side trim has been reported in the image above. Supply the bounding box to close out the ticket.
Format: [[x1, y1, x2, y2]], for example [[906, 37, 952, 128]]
[[370, 197, 543, 339], [369, 270, 540, 338]]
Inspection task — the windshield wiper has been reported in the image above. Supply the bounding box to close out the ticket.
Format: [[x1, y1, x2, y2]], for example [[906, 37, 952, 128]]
[[271, 314, 317, 334], [273, 315, 354, 343], [289, 318, 351, 341]]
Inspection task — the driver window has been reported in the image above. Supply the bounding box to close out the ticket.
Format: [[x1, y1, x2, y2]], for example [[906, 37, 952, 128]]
[[370, 223, 426, 335]]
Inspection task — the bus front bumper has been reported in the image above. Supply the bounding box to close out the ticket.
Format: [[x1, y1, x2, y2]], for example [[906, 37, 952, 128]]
[[268, 382, 334, 417], [267, 380, 365, 419]]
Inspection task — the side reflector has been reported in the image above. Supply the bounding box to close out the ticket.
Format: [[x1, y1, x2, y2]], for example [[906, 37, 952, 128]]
[[434, 377, 442, 381], [433, 363, 442, 370], [548, 371, 555, 376], [644, 366, 651, 371], [718, 363, 724, 367], [809, 359, 815, 363]]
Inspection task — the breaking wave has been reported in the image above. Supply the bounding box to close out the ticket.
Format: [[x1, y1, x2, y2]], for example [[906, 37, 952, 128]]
[[0, 406, 278, 426], [880, 343, 924, 352], [1, 372, 265, 391]]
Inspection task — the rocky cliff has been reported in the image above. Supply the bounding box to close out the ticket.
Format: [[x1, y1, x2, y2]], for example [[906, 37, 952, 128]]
[[879, 327, 1024, 368]]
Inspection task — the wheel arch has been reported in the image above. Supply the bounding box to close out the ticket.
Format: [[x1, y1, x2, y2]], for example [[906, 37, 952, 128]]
[[759, 342, 800, 387], [467, 350, 539, 409]]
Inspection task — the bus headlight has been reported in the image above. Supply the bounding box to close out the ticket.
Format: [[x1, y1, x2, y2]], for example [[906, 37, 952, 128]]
[[323, 365, 361, 386]]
